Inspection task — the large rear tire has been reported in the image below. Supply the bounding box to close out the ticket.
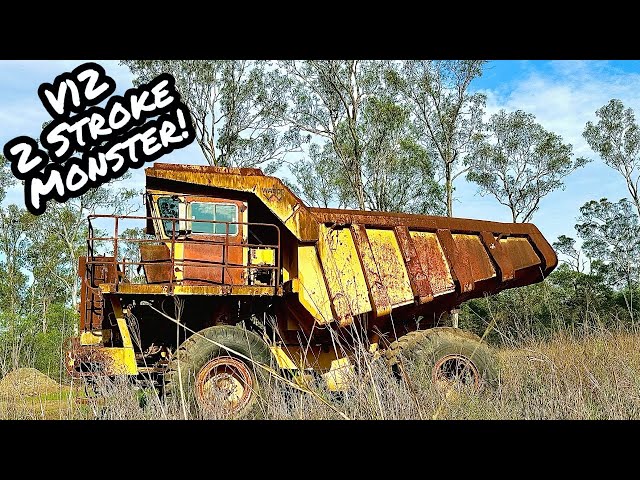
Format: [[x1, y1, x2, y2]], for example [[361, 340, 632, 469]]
[[163, 325, 275, 418], [384, 327, 498, 390]]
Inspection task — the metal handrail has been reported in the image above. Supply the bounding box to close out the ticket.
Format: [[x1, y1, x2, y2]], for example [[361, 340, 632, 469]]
[[85, 214, 281, 290]]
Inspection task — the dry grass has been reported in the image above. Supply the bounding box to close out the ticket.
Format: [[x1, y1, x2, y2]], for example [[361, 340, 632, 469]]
[[2, 326, 640, 420]]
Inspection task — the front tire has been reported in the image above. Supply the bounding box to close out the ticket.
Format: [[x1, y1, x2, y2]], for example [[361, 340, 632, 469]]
[[163, 325, 275, 418]]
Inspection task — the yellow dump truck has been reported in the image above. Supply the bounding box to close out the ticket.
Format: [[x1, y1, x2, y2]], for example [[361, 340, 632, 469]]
[[69, 163, 557, 416]]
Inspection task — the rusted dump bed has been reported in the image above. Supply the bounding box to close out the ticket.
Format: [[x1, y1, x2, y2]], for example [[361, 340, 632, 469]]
[[145, 164, 558, 328]]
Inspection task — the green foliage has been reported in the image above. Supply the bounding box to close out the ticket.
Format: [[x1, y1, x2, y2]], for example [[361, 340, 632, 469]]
[[0, 155, 15, 203], [463, 198, 640, 341], [467, 109, 589, 222], [278, 61, 442, 214], [122, 60, 302, 168], [553, 235, 587, 272], [0, 176, 138, 378], [576, 198, 639, 287], [0, 303, 77, 379], [391, 60, 487, 216], [583, 99, 640, 216], [289, 144, 347, 208], [575, 198, 640, 315], [358, 96, 443, 214], [275, 60, 384, 210], [461, 265, 629, 344]]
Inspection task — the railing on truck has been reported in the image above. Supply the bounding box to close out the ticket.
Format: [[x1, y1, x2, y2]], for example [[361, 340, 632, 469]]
[[84, 214, 281, 291]]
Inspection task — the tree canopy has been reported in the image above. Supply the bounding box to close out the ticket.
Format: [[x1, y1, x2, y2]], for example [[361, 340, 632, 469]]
[[584, 99, 640, 216], [467, 109, 588, 222]]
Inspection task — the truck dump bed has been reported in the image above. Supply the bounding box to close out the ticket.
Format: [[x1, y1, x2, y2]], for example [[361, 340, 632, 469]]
[[143, 164, 558, 329], [299, 206, 556, 326]]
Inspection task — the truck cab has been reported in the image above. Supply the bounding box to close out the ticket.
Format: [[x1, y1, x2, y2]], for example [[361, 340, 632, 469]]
[[140, 190, 278, 288]]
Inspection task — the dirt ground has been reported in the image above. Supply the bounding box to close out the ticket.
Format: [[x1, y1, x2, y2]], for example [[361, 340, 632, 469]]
[[0, 368, 82, 419]]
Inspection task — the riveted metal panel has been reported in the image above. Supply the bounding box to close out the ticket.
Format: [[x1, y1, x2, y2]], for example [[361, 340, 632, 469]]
[[409, 231, 455, 296], [393, 226, 433, 304], [317, 225, 372, 325], [499, 237, 541, 270], [296, 245, 335, 325], [452, 234, 496, 282], [350, 224, 392, 317], [366, 229, 414, 307]]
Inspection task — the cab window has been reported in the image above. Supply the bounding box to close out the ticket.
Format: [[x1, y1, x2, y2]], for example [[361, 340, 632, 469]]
[[191, 203, 238, 235], [157, 197, 180, 236]]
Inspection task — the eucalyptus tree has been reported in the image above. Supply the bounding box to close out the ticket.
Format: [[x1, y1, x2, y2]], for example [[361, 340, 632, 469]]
[[467, 109, 588, 223], [575, 198, 640, 320], [391, 60, 487, 216], [584, 99, 640, 217], [122, 60, 301, 169], [275, 60, 442, 213]]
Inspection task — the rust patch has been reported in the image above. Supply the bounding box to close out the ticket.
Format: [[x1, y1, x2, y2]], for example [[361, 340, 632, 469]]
[[529, 232, 558, 274], [499, 237, 541, 270], [316, 225, 371, 325], [66, 339, 114, 378], [79, 256, 118, 331], [452, 234, 496, 282], [410, 231, 455, 296], [350, 225, 392, 317], [366, 229, 414, 307], [150, 163, 265, 176], [311, 207, 543, 236], [100, 283, 281, 296], [436, 229, 475, 293], [182, 242, 225, 284], [394, 226, 433, 304], [139, 244, 173, 283], [479, 231, 515, 282]]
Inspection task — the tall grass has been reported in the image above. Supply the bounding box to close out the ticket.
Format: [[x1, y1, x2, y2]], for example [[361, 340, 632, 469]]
[[3, 322, 640, 420]]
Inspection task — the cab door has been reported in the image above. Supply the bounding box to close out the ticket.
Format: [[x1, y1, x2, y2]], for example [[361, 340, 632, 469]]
[[182, 196, 247, 286]]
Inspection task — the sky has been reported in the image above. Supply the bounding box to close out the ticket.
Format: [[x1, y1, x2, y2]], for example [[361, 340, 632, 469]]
[[0, 60, 637, 246]]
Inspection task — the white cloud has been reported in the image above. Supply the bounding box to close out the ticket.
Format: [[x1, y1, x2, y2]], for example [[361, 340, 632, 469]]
[[455, 60, 636, 243], [481, 61, 640, 157]]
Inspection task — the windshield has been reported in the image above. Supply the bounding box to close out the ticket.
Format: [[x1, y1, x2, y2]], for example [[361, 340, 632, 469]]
[[191, 202, 238, 235]]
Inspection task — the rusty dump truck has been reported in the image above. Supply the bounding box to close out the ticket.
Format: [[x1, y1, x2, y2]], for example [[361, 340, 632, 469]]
[[68, 162, 557, 416]]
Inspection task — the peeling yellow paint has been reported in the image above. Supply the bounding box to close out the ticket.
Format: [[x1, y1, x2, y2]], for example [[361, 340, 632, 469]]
[[295, 245, 334, 325], [322, 357, 354, 391], [367, 229, 414, 306], [317, 225, 372, 325]]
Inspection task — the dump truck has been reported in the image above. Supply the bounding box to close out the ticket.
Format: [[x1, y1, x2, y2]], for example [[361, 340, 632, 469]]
[[68, 162, 558, 417]]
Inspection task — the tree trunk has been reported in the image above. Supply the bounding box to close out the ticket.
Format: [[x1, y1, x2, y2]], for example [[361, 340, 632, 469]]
[[356, 176, 366, 210], [445, 159, 457, 322], [42, 299, 48, 334], [631, 191, 640, 219], [445, 161, 453, 217]]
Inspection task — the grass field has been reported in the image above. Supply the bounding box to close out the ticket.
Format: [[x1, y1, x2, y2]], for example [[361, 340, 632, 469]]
[[2, 326, 640, 420]]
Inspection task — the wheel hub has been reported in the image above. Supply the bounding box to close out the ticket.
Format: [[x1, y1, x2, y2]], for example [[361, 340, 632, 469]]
[[195, 356, 254, 414], [432, 354, 481, 390]]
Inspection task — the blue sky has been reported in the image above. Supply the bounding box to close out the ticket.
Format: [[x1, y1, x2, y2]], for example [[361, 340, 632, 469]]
[[0, 60, 635, 246]]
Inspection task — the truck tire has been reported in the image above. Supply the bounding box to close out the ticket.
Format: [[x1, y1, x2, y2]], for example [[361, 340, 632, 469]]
[[163, 325, 275, 418], [384, 327, 498, 390]]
